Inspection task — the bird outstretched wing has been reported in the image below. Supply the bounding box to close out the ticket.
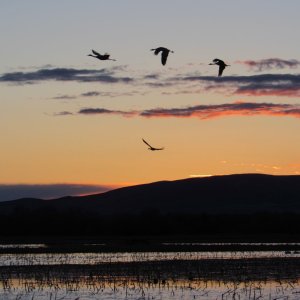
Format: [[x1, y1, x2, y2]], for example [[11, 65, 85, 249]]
[[152, 47, 165, 55], [142, 138, 152, 148], [218, 65, 225, 76], [161, 51, 169, 65], [92, 49, 101, 56]]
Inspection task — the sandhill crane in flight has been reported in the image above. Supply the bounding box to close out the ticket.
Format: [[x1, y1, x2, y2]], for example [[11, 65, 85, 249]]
[[209, 58, 230, 76], [88, 50, 116, 61], [151, 47, 174, 66], [142, 139, 164, 151]]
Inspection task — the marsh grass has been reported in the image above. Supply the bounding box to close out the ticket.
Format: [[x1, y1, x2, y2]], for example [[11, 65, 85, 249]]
[[0, 256, 300, 299], [0, 245, 299, 299]]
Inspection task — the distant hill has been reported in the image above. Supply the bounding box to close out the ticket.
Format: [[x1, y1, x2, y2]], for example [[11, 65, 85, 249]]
[[1, 174, 300, 215], [1, 174, 300, 236]]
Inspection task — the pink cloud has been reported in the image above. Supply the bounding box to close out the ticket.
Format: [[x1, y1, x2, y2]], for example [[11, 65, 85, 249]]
[[75, 102, 300, 120]]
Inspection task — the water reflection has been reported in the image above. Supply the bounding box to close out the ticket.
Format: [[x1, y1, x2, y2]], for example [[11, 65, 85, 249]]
[[1, 276, 300, 300], [0, 246, 299, 299], [0, 244, 46, 249], [0, 250, 299, 266], [163, 242, 300, 246]]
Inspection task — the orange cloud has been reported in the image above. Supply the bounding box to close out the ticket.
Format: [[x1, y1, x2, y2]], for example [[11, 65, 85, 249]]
[[140, 102, 300, 120], [74, 102, 300, 120]]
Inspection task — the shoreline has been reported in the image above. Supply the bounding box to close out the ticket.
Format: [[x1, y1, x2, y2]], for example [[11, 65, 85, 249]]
[[0, 234, 300, 253]]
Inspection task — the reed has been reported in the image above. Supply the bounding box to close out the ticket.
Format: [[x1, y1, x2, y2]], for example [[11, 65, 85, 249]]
[[0, 251, 299, 299]]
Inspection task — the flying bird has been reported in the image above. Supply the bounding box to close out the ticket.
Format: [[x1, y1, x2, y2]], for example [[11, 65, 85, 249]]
[[142, 139, 164, 151], [209, 58, 230, 76], [151, 47, 174, 65], [87, 50, 116, 61]]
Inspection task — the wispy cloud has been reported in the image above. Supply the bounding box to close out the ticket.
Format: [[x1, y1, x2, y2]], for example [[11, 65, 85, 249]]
[[236, 58, 300, 71], [3, 66, 300, 98], [140, 102, 300, 120], [78, 108, 136, 117], [51, 89, 148, 101], [180, 74, 300, 97], [189, 174, 213, 178], [80, 90, 148, 98], [231, 74, 300, 97], [53, 111, 74, 116], [181, 74, 300, 84], [234, 86, 300, 97], [0, 68, 133, 84], [143, 74, 160, 80], [52, 94, 77, 100], [0, 183, 115, 202], [81, 91, 101, 97], [71, 102, 300, 120]]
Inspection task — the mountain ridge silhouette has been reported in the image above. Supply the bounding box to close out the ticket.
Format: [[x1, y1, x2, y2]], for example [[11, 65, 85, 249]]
[[1, 173, 300, 216]]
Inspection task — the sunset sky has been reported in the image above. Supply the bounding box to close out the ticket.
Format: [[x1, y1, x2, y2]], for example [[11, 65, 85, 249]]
[[1, 1, 300, 200]]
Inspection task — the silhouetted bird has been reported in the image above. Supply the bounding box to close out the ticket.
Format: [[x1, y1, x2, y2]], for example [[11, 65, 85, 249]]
[[209, 58, 230, 76], [142, 139, 164, 151], [88, 50, 116, 61], [151, 47, 174, 65]]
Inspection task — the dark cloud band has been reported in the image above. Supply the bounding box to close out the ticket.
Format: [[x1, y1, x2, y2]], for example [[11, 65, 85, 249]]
[[0, 68, 133, 84], [236, 58, 300, 71], [2, 66, 300, 98], [0, 184, 113, 202], [181, 74, 300, 97]]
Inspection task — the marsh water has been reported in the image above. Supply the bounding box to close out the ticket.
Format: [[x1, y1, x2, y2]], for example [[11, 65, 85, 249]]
[[0, 250, 300, 266], [0, 243, 300, 299]]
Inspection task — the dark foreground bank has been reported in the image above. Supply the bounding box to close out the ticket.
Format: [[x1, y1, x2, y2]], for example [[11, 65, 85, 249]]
[[0, 212, 300, 237]]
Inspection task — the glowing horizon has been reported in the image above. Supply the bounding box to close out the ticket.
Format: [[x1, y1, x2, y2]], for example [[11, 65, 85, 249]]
[[1, 1, 300, 199]]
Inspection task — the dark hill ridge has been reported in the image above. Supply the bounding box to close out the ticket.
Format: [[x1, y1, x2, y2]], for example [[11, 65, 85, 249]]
[[1, 174, 300, 215]]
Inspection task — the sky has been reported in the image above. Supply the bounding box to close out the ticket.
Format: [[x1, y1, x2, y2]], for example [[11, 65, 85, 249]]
[[1, 0, 300, 201]]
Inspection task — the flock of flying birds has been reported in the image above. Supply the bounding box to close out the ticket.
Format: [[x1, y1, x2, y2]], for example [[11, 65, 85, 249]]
[[88, 47, 230, 151]]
